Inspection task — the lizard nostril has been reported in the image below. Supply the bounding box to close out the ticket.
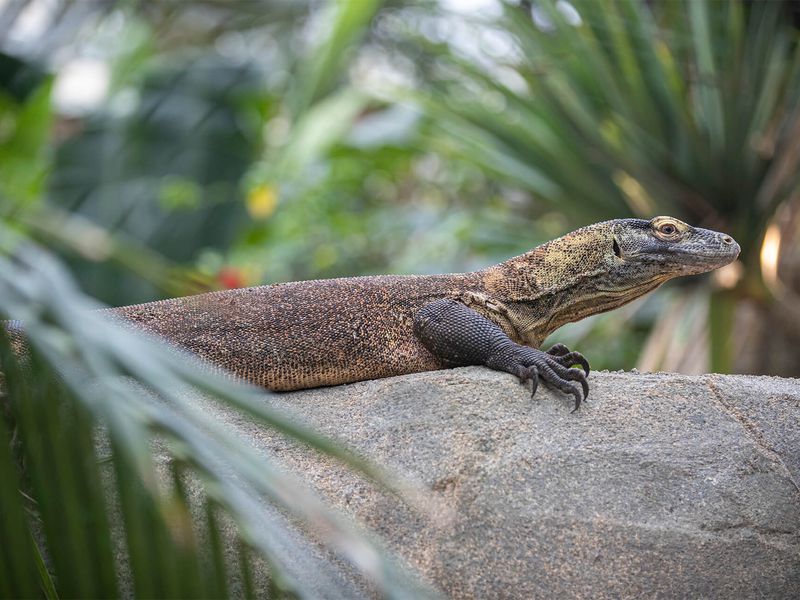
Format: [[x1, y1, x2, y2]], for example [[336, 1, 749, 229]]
[[721, 235, 733, 245]]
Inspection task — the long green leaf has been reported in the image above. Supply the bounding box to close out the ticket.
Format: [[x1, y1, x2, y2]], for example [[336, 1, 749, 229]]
[[294, 0, 383, 114], [0, 393, 40, 599], [0, 236, 434, 599]]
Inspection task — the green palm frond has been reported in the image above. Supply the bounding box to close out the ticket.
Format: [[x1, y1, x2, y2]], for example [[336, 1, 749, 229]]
[[0, 237, 431, 598], [402, 0, 800, 373], [415, 0, 800, 251]]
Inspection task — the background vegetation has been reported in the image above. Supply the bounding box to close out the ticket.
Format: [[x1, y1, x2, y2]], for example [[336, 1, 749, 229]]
[[1, 0, 799, 597]]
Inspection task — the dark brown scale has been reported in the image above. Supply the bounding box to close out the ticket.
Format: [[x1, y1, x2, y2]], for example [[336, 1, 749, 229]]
[[95, 217, 739, 410], [112, 273, 485, 390]]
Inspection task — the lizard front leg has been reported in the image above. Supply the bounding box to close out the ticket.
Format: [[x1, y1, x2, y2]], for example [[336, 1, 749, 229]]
[[413, 299, 590, 411]]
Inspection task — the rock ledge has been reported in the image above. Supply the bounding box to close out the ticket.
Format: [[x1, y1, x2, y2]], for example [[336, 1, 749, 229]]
[[213, 369, 800, 598]]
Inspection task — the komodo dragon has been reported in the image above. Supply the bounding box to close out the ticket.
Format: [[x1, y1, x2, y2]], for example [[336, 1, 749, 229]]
[[99, 216, 739, 411]]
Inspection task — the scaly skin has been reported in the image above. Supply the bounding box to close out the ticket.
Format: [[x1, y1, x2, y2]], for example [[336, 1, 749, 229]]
[[109, 216, 739, 409]]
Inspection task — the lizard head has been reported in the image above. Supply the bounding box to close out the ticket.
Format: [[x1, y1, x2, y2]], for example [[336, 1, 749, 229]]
[[610, 216, 740, 280], [487, 216, 740, 345]]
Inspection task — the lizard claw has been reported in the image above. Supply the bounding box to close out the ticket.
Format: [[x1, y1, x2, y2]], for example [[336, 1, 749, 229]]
[[503, 348, 589, 410], [537, 360, 589, 412], [517, 365, 539, 399], [556, 352, 590, 376], [530, 375, 539, 399], [545, 343, 570, 357], [545, 344, 590, 376]]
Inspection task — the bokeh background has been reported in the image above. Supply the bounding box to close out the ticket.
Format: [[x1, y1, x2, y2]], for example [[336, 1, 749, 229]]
[[3, 2, 800, 598], [3, 0, 800, 376]]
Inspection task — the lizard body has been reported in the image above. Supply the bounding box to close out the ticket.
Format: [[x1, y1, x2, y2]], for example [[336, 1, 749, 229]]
[[106, 216, 739, 410], [112, 273, 475, 390]]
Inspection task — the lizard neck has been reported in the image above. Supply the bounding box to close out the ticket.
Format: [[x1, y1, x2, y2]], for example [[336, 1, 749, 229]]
[[480, 221, 670, 346]]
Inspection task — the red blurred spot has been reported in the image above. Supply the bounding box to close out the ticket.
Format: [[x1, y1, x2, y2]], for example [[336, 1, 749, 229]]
[[217, 267, 245, 290]]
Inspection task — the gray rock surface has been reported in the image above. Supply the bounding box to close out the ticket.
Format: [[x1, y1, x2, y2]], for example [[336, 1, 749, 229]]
[[206, 369, 800, 598]]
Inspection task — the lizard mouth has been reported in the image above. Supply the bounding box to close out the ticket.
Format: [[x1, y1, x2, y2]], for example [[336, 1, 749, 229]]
[[595, 274, 666, 295]]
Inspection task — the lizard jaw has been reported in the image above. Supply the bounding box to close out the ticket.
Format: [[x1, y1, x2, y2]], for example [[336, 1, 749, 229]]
[[613, 217, 740, 277]]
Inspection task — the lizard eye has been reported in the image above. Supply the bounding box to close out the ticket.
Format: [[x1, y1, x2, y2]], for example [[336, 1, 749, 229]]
[[655, 221, 680, 239], [659, 223, 676, 235]]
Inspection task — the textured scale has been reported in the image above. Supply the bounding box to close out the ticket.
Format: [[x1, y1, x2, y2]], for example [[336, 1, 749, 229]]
[[111, 273, 485, 390], [49, 217, 739, 406], [414, 299, 591, 410]]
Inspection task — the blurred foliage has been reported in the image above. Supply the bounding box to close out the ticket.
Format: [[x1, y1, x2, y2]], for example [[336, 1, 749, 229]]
[[0, 52, 52, 209], [0, 1, 437, 597], [51, 56, 266, 303], [2, 0, 800, 594], [395, 0, 800, 374], [410, 0, 800, 251], [0, 242, 427, 598]]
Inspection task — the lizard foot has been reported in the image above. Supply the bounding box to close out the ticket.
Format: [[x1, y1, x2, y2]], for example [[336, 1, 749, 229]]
[[488, 346, 589, 412], [414, 299, 590, 411]]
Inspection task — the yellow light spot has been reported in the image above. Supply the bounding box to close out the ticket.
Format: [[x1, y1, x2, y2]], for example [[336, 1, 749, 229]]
[[599, 118, 621, 150], [612, 170, 657, 217], [655, 40, 674, 69], [760, 223, 781, 290], [246, 184, 278, 220], [713, 261, 743, 289]]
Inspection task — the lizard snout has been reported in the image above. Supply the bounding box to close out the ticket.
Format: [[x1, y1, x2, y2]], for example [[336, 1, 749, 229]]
[[717, 232, 740, 259]]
